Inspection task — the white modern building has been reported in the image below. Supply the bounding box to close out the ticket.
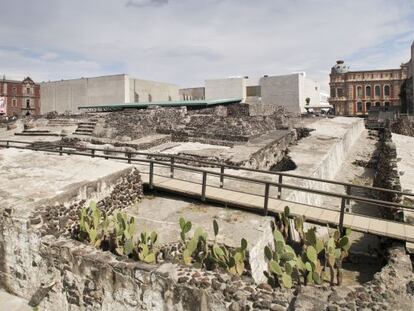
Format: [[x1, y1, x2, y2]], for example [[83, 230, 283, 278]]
[[40, 74, 179, 114], [204, 73, 326, 114]]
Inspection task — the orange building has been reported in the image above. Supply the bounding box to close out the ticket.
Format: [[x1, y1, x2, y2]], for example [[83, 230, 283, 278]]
[[329, 60, 409, 116], [0, 76, 40, 117]]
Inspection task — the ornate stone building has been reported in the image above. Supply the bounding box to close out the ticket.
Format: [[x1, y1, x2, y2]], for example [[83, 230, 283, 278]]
[[0, 76, 40, 117], [329, 61, 408, 116]]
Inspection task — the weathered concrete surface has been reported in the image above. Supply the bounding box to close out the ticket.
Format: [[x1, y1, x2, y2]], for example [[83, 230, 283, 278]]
[[0, 148, 131, 213], [0, 290, 31, 311], [393, 133, 414, 252], [125, 195, 273, 283], [284, 117, 365, 206]]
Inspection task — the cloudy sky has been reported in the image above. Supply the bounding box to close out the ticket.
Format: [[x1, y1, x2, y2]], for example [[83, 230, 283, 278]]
[[0, 0, 413, 91]]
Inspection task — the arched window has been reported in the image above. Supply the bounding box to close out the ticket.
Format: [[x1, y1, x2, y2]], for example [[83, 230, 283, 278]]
[[357, 86, 362, 98], [357, 102, 363, 112], [365, 86, 371, 98], [366, 102, 371, 111], [134, 92, 139, 103], [384, 85, 390, 96], [148, 94, 152, 102], [375, 102, 381, 107], [375, 85, 381, 97]]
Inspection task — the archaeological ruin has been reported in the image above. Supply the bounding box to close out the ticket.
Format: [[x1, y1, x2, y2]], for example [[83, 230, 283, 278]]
[[1, 102, 414, 311]]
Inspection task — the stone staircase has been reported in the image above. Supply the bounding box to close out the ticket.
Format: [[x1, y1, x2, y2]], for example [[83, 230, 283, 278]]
[[73, 120, 97, 136], [47, 118, 79, 127], [15, 129, 61, 137]]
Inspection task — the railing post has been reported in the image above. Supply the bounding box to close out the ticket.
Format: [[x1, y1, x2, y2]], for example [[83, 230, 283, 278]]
[[346, 185, 351, 204], [127, 152, 131, 164], [6, 141, 9, 149], [201, 171, 207, 201], [264, 183, 270, 216], [149, 161, 154, 190], [277, 175, 283, 199], [338, 197, 346, 236], [91, 149, 95, 158], [59, 146, 63, 156], [220, 165, 224, 188], [170, 157, 175, 178]]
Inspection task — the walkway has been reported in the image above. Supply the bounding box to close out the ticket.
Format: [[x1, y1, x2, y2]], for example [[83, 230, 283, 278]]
[[141, 173, 414, 243]]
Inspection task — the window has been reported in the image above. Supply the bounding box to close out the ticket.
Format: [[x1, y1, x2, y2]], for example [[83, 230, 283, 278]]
[[337, 88, 343, 97], [375, 102, 381, 107], [356, 86, 362, 98], [366, 102, 371, 111], [331, 88, 336, 97], [384, 85, 390, 96], [375, 85, 381, 97], [148, 94, 152, 102], [26, 99, 30, 109], [12, 87, 17, 95], [357, 102, 363, 112], [384, 102, 390, 107], [134, 92, 139, 103], [365, 86, 371, 98], [168, 96, 172, 101], [12, 98, 17, 107], [26, 87, 30, 94]]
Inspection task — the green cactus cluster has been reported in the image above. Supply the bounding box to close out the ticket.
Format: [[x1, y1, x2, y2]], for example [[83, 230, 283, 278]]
[[79, 201, 110, 248], [325, 228, 352, 285], [210, 219, 248, 275], [264, 208, 353, 288], [137, 231, 158, 263], [264, 228, 297, 288], [76, 202, 158, 264], [113, 210, 136, 256], [178, 217, 249, 275]]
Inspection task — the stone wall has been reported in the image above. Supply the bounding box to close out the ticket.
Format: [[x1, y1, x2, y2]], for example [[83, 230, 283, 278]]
[[373, 126, 403, 220], [0, 167, 143, 299], [98, 105, 289, 145], [285, 118, 365, 207]]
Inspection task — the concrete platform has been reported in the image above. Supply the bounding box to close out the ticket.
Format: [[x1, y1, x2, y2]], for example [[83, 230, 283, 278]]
[[0, 148, 131, 216]]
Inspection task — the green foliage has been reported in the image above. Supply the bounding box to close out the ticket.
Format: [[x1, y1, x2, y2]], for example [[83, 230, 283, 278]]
[[75, 204, 158, 264], [179, 217, 192, 242], [78, 201, 110, 248], [137, 231, 158, 263], [209, 220, 248, 275], [180, 217, 209, 266], [277, 206, 290, 240], [267, 210, 354, 289], [325, 227, 352, 285], [113, 210, 137, 256], [264, 228, 297, 288]]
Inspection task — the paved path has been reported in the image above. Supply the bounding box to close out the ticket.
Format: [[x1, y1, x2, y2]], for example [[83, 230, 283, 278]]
[[141, 173, 414, 243]]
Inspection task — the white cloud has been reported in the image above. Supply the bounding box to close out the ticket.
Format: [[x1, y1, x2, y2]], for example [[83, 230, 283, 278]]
[[0, 0, 413, 90]]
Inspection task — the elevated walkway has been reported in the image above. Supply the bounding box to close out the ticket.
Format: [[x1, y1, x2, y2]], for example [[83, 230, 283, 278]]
[[140, 173, 414, 243]]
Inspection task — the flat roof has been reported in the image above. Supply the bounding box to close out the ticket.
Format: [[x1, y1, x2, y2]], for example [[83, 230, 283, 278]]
[[78, 98, 242, 110]]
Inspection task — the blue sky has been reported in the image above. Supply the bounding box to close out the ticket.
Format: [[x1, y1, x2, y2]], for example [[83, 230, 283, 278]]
[[0, 0, 413, 90]]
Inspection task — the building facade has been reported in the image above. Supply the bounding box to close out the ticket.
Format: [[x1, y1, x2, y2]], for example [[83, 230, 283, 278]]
[[0, 77, 40, 117], [40, 74, 179, 114], [179, 87, 205, 100], [204, 73, 324, 114], [329, 60, 408, 116]]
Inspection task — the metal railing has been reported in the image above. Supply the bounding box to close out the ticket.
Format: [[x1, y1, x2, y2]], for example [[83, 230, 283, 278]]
[[1, 139, 413, 240]]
